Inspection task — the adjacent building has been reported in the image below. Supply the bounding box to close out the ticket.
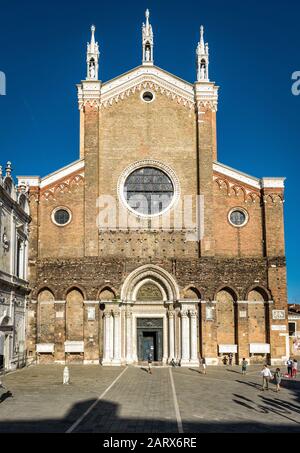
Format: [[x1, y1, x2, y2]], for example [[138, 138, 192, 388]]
[[0, 162, 30, 371], [288, 305, 300, 358], [19, 11, 289, 366]]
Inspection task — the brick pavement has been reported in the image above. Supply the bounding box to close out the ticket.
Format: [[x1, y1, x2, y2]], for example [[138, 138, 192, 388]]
[[0, 364, 299, 433]]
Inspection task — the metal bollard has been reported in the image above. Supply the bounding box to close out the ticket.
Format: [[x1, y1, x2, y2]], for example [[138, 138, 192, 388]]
[[63, 366, 70, 385]]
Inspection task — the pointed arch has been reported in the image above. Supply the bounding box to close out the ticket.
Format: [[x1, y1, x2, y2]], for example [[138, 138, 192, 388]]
[[99, 286, 116, 301], [64, 285, 86, 300], [37, 288, 55, 343], [214, 285, 239, 302], [66, 288, 84, 341], [183, 286, 202, 300], [246, 286, 271, 302]]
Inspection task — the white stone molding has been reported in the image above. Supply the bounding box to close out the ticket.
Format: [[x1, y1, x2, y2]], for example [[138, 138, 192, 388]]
[[112, 310, 121, 365], [125, 310, 133, 363], [40, 159, 84, 189], [180, 310, 190, 366], [214, 162, 285, 192], [261, 177, 285, 189], [83, 301, 99, 305], [249, 343, 270, 354], [100, 66, 194, 110], [64, 341, 84, 353], [36, 343, 55, 353], [190, 310, 198, 364], [168, 310, 175, 362], [77, 80, 101, 110], [195, 81, 219, 112], [121, 264, 180, 302], [102, 311, 112, 366], [117, 159, 181, 219]]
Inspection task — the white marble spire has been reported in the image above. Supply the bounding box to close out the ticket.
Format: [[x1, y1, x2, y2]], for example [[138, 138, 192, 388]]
[[142, 9, 154, 66], [196, 25, 209, 81], [86, 25, 100, 80]]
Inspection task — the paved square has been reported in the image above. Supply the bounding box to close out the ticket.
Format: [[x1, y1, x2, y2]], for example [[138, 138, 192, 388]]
[[0, 365, 300, 433]]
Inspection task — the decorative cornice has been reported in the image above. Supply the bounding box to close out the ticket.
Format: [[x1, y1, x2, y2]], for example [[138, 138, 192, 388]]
[[100, 66, 195, 110], [214, 162, 260, 190], [214, 162, 286, 195], [213, 175, 261, 203], [41, 172, 84, 201], [261, 177, 285, 189], [195, 81, 219, 112], [77, 80, 101, 110]]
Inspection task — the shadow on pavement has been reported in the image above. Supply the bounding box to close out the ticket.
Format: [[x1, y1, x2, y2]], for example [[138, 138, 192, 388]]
[[0, 391, 13, 404], [0, 394, 300, 433]]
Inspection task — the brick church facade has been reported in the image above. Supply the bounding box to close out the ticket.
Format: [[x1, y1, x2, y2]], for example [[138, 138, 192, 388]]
[[19, 11, 288, 366]]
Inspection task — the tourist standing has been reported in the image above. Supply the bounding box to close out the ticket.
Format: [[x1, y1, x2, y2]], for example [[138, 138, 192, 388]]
[[287, 357, 293, 377], [229, 353, 233, 366], [274, 368, 282, 392], [147, 352, 153, 374], [241, 358, 248, 375], [261, 365, 273, 391], [292, 359, 298, 378]]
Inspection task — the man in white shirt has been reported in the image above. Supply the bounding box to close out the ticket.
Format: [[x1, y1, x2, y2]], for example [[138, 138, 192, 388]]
[[260, 365, 273, 391]]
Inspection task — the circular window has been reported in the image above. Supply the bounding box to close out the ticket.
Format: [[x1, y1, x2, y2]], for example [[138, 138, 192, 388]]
[[142, 91, 154, 103], [123, 167, 174, 216], [228, 208, 248, 227], [52, 207, 72, 226]]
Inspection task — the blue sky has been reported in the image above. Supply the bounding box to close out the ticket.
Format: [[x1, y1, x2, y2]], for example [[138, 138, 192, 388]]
[[0, 0, 299, 302]]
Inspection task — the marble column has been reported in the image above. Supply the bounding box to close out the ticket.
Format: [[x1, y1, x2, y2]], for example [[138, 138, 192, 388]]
[[190, 309, 199, 366], [102, 311, 112, 366], [126, 309, 133, 364], [168, 310, 175, 363], [112, 310, 121, 365], [181, 310, 190, 366], [109, 311, 114, 360]]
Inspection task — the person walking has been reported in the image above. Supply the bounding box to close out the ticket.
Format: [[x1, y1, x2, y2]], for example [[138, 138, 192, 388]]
[[287, 357, 293, 377], [198, 355, 202, 374], [274, 368, 282, 392], [202, 357, 207, 374], [292, 359, 298, 378], [241, 358, 248, 375], [229, 353, 233, 366], [147, 352, 153, 374], [261, 364, 273, 391]]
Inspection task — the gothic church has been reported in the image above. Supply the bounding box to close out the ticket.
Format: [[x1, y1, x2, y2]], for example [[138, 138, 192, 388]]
[[19, 11, 289, 366]]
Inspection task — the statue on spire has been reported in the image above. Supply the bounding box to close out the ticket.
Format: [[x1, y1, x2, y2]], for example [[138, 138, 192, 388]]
[[142, 9, 154, 66], [86, 25, 100, 80], [196, 25, 209, 82]]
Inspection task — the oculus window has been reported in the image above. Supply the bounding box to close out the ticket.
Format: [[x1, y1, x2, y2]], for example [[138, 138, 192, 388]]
[[228, 208, 248, 227], [52, 208, 72, 226]]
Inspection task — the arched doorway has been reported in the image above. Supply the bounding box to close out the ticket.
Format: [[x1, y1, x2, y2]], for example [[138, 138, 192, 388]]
[[0, 315, 13, 371], [102, 265, 199, 367]]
